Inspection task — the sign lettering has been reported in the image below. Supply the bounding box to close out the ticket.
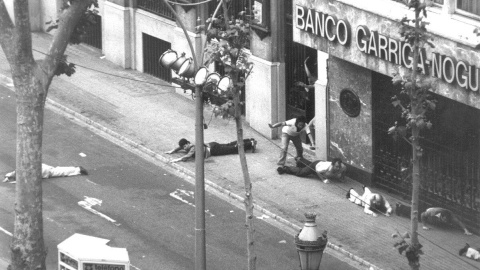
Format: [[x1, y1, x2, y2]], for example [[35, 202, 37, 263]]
[[83, 263, 126, 270], [295, 4, 480, 93]]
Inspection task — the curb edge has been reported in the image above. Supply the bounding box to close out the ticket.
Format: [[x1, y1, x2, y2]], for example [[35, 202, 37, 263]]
[[0, 74, 381, 270]]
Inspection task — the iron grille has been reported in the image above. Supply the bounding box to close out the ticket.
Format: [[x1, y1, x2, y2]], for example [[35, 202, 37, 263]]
[[143, 33, 172, 82], [372, 72, 480, 232], [457, 0, 480, 16], [82, 14, 102, 49], [285, 17, 315, 122], [138, 0, 175, 20]]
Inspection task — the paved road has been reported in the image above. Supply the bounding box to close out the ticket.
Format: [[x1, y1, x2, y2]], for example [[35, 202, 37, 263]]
[[0, 85, 361, 269]]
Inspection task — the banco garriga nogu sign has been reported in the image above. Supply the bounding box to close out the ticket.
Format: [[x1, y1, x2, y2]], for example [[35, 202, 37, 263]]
[[295, 5, 480, 93]]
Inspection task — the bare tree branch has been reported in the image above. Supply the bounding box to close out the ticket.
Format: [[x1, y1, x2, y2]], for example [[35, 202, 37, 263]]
[[41, 0, 94, 97]]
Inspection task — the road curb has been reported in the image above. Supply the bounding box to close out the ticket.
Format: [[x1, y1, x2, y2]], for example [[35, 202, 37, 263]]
[[0, 74, 381, 270]]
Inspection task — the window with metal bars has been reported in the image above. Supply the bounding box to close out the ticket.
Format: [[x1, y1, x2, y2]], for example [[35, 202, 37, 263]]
[[208, 0, 251, 19], [138, 0, 175, 20], [415, 0, 480, 18], [457, 0, 480, 16], [143, 33, 172, 82], [82, 14, 102, 50]]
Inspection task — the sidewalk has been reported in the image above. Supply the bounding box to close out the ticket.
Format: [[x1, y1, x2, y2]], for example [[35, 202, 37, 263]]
[[1, 32, 479, 270], [0, 258, 8, 269]]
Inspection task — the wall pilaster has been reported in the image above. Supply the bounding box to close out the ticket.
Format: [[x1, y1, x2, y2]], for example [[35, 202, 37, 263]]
[[246, 55, 285, 139], [104, 0, 132, 68]]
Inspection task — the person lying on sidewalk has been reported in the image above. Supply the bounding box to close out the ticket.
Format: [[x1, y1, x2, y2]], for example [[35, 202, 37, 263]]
[[346, 186, 393, 217], [3, 164, 88, 183], [166, 138, 258, 163], [276, 157, 346, 184], [421, 207, 472, 235]]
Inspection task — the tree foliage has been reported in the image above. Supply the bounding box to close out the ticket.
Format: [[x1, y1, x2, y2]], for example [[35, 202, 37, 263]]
[[392, 231, 423, 269], [46, 1, 99, 77], [388, 1, 437, 269], [197, 6, 254, 112], [196, 1, 257, 268], [387, 0, 436, 152]]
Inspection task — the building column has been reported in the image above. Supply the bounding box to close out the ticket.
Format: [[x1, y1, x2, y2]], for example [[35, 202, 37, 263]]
[[246, 56, 285, 139], [104, 0, 133, 68], [314, 51, 329, 160], [245, 0, 286, 139]]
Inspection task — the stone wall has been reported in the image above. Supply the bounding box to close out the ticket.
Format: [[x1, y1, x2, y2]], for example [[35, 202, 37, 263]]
[[328, 57, 373, 181]]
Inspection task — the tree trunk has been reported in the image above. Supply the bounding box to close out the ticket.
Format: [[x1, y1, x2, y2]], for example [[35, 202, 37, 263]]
[[10, 66, 47, 270], [409, 8, 421, 270], [0, 1, 96, 269], [232, 79, 256, 270]]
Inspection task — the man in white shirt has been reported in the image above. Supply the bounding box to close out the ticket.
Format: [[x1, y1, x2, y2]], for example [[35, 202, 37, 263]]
[[277, 157, 346, 183], [269, 116, 315, 166], [3, 164, 88, 183], [347, 186, 393, 217]]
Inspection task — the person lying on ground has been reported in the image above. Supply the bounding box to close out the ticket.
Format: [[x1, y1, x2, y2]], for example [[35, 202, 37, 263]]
[[346, 186, 393, 217], [276, 157, 346, 184], [459, 243, 480, 261], [3, 163, 88, 183], [421, 207, 472, 235], [165, 138, 258, 163]]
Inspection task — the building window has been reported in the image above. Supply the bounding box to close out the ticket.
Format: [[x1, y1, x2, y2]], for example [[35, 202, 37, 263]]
[[138, 0, 175, 20], [431, 0, 480, 18], [208, 0, 252, 48], [456, 0, 480, 17], [208, 0, 250, 19]]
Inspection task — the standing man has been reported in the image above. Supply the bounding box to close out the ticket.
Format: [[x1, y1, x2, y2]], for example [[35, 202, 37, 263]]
[[269, 116, 314, 166], [166, 138, 258, 163]]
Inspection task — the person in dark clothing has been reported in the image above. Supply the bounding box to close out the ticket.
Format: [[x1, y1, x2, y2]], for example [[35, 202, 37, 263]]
[[166, 138, 257, 162], [421, 207, 472, 235]]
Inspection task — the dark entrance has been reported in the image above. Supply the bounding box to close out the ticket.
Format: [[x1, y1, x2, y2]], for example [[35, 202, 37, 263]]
[[285, 1, 316, 143], [372, 72, 480, 232], [83, 14, 102, 50], [284, 28, 316, 123], [142, 33, 172, 82]]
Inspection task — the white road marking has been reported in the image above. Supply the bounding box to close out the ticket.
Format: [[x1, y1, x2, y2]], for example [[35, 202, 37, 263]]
[[78, 196, 121, 226], [169, 189, 215, 217], [85, 179, 97, 185], [0, 226, 12, 237], [129, 263, 142, 270]]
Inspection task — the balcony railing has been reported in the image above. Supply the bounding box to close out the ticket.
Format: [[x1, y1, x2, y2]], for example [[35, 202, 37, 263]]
[[138, 0, 175, 20]]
